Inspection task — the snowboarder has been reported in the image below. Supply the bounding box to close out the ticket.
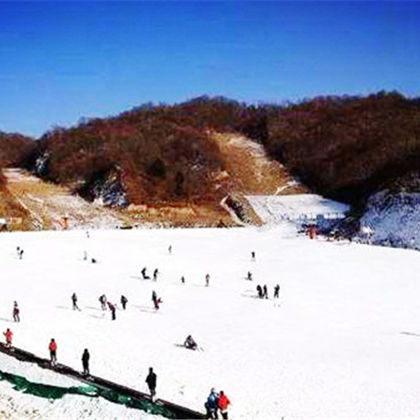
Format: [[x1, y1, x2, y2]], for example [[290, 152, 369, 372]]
[[82, 348, 90, 376], [99, 294, 107, 311], [71, 293, 80, 311], [145, 367, 157, 401], [107, 302, 116, 320], [218, 390, 231, 419], [274, 284, 280, 299], [13, 301, 20, 322], [153, 268, 159, 281], [251, 251, 255, 261], [205, 388, 219, 419], [3, 328, 12, 348], [256, 285, 263, 299], [141, 267, 150, 280], [263, 284, 268, 299], [121, 295, 128, 310], [181, 276, 185, 284], [184, 335, 198, 350], [246, 271, 253, 281], [205, 274, 210, 287], [49, 338, 57, 366]]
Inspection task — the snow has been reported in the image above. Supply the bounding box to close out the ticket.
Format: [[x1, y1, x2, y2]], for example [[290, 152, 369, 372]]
[[246, 194, 350, 224], [0, 226, 419, 418]]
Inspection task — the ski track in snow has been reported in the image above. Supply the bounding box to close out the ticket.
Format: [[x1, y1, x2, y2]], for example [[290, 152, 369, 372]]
[[0, 227, 419, 419]]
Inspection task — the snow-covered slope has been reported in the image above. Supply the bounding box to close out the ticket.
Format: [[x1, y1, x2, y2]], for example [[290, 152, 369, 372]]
[[0, 227, 419, 419]]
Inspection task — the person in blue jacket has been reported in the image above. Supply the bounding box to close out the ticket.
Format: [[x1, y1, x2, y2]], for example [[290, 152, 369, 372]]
[[205, 388, 219, 419]]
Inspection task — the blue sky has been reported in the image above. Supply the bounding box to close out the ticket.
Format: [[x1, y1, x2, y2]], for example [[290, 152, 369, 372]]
[[0, 1, 419, 137]]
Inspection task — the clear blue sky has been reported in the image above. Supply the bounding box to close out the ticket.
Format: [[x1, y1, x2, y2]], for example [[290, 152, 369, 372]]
[[0, 1, 419, 138]]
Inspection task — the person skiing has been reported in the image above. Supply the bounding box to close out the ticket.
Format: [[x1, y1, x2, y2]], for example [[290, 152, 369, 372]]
[[205, 274, 210, 287], [263, 285, 268, 299], [205, 388, 219, 419], [153, 268, 159, 281], [3, 328, 12, 348], [141, 267, 150, 280], [121, 295, 128, 310], [145, 367, 157, 401], [256, 285, 263, 299], [13, 301, 20, 322], [274, 284, 280, 299], [247, 271, 253, 281], [99, 294, 107, 311], [71, 293, 80, 310], [82, 348, 90, 376], [184, 335, 198, 350], [107, 302, 116, 320], [218, 390, 231, 419], [49, 338, 57, 366]]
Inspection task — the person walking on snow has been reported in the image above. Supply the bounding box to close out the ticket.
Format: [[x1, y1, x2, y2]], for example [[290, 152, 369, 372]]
[[82, 348, 90, 376], [3, 328, 12, 348], [13, 301, 20, 322], [218, 390, 231, 419], [49, 338, 57, 366], [205, 388, 219, 419], [99, 294, 107, 311], [107, 302, 116, 320], [71, 293, 80, 310], [274, 284, 280, 299], [121, 295, 128, 310], [145, 367, 157, 401]]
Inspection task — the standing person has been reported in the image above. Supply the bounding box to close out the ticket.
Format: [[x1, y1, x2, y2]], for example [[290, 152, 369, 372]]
[[246, 271, 252, 281], [107, 302, 116, 320], [168, 245, 172, 255], [3, 328, 12, 348], [205, 388, 219, 419], [121, 295, 128, 310], [19, 249, 24, 260], [99, 294, 107, 311], [251, 251, 256, 261], [218, 391, 231, 419], [49, 339, 57, 366], [274, 284, 280, 299], [256, 285, 263, 299], [263, 285, 268, 299], [145, 367, 157, 401], [82, 348, 90, 376], [181, 276, 185, 284], [13, 301, 20, 322], [153, 268, 159, 281], [71, 293, 80, 311], [205, 274, 210, 287]]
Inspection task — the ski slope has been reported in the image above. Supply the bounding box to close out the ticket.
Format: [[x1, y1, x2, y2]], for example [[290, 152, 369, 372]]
[[0, 227, 419, 419]]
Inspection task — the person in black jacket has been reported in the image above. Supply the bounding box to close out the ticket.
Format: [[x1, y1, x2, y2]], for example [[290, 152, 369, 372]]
[[82, 348, 90, 376], [145, 367, 157, 401], [121, 295, 128, 310]]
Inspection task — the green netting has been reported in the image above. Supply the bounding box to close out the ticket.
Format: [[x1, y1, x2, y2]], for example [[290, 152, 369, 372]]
[[0, 370, 175, 418]]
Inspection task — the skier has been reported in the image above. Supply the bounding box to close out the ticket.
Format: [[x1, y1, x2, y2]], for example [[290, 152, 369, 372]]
[[274, 284, 280, 299], [99, 294, 107, 311], [141, 267, 150, 280], [205, 274, 210, 287], [256, 285, 263, 299], [218, 391, 231, 419], [3, 328, 12, 348], [181, 276, 185, 284], [153, 268, 159, 281], [205, 388, 219, 419], [13, 301, 20, 322], [107, 302, 116, 320], [82, 348, 90, 376], [251, 251, 255, 261], [184, 335, 198, 350], [71, 293, 80, 310], [246, 271, 253, 281], [145, 367, 157, 401], [263, 284, 268, 299], [121, 295, 128, 310], [49, 338, 57, 366]]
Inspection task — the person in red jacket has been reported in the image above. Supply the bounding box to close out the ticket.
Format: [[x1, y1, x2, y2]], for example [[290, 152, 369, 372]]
[[218, 390, 231, 419], [49, 338, 57, 366], [3, 328, 13, 348]]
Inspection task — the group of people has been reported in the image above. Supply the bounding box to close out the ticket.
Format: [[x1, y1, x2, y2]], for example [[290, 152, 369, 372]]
[[141, 267, 159, 281], [256, 284, 280, 299], [205, 388, 231, 419]]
